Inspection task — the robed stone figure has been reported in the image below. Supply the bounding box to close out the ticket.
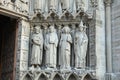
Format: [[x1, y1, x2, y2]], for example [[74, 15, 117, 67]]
[[44, 25, 58, 69], [59, 26, 72, 69], [76, 0, 85, 10], [31, 26, 43, 69], [61, 0, 71, 10], [34, 0, 46, 12], [74, 21, 88, 69], [49, 0, 59, 11]]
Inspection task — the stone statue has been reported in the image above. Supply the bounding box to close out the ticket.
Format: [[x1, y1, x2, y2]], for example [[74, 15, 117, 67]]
[[59, 25, 72, 69], [61, 0, 71, 11], [44, 24, 58, 69], [61, 0, 75, 12], [76, 0, 85, 10], [74, 21, 88, 69], [49, 0, 59, 11], [34, 0, 46, 12], [31, 25, 43, 70]]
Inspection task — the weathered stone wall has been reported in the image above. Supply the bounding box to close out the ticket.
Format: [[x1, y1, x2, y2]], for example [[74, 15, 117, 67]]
[[112, 0, 120, 73], [15, 19, 30, 80], [88, 19, 96, 70], [0, 0, 29, 15], [110, 0, 120, 80], [0, 0, 110, 80]]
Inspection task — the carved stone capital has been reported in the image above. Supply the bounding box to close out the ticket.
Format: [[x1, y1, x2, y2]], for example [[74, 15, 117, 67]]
[[104, 0, 111, 7]]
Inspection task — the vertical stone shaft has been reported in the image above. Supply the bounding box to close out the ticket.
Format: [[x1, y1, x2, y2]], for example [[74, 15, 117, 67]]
[[105, 0, 112, 73]]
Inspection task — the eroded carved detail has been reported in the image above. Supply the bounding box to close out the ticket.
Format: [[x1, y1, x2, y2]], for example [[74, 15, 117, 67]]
[[59, 25, 72, 70], [74, 21, 88, 69], [30, 25, 43, 70], [44, 24, 58, 69]]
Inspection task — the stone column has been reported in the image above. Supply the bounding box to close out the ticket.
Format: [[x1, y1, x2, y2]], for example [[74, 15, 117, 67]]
[[16, 18, 30, 80], [105, 0, 112, 73], [95, 2, 106, 79], [104, 0, 113, 80], [96, 10, 106, 80]]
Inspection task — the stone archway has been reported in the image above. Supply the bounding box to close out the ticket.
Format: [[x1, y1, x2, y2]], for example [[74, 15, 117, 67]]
[[37, 73, 47, 80], [68, 74, 77, 80], [83, 75, 92, 80], [82, 73, 94, 80], [53, 74, 63, 80], [21, 73, 33, 80]]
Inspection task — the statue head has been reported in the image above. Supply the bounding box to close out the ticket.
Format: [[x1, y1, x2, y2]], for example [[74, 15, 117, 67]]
[[78, 21, 86, 32], [34, 25, 41, 33], [49, 24, 55, 33], [62, 25, 70, 34], [71, 24, 76, 29]]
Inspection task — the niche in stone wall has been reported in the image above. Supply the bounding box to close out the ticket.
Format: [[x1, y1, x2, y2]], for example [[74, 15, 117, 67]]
[[30, 13, 90, 68], [29, 1, 96, 70], [22, 73, 33, 80]]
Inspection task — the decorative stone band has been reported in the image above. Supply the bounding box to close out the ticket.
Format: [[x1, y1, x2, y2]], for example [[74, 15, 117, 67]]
[[21, 70, 96, 80]]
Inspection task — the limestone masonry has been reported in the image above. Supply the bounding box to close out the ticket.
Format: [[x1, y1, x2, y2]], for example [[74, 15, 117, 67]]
[[0, 0, 120, 80]]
